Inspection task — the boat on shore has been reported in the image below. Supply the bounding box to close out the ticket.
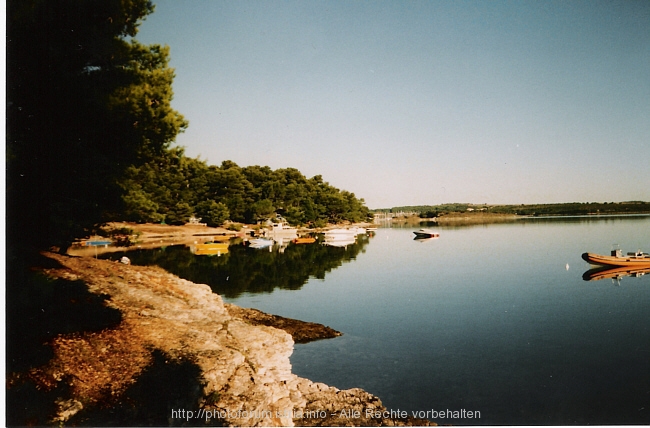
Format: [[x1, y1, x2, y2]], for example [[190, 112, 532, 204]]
[[413, 229, 440, 239], [581, 249, 650, 267]]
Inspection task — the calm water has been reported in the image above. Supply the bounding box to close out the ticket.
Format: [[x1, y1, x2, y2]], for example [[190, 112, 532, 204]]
[[105, 216, 650, 425]]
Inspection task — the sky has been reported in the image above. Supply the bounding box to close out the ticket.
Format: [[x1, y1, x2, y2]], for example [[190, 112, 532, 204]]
[[135, 0, 650, 209]]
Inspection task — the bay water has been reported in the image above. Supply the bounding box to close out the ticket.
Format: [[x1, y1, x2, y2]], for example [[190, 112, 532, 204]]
[[107, 215, 650, 425]]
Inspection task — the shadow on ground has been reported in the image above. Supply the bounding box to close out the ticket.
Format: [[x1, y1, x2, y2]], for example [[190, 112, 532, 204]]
[[6, 254, 221, 426], [68, 350, 223, 426]]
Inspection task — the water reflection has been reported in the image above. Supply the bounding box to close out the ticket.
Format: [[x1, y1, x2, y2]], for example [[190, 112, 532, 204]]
[[413, 236, 439, 243], [583, 265, 650, 284], [101, 235, 371, 298], [190, 241, 230, 256]]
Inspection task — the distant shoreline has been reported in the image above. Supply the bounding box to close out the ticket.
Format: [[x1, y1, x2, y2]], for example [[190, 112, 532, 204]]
[[373, 201, 650, 218], [382, 211, 650, 228]]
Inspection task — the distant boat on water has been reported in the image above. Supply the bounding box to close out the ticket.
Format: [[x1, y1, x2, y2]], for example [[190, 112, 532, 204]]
[[413, 229, 440, 239]]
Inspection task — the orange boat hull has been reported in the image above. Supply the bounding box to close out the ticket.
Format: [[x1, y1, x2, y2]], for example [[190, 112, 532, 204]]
[[581, 252, 650, 267], [583, 265, 650, 281], [292, 237, 316, 244]]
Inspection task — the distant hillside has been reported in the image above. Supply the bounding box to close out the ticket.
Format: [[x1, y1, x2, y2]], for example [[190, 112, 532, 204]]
[[373, 201, 650, 218]]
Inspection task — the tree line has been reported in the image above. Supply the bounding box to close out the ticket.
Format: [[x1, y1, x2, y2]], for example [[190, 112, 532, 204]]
[[7, 0, 369, 252], [120, 148, 371, 227], [377, 201, 650, 218]]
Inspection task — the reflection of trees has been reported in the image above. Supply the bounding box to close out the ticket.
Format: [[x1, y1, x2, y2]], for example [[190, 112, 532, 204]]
[[102, 237, 369, 298]]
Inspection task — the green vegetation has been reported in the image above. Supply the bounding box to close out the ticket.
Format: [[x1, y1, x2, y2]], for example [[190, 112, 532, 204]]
[[7, 0, 186, 251], [119, 148, 371, 227], [7, 0, 369, 252], [376, 201, 650, 218], [486, 201, 650, 216]]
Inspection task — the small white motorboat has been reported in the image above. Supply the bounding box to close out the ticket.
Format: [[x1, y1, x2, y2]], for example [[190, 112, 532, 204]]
[[267, 221, 298, 239], [323, 228, 357, 239], [323, 237, 356, 247], [249, 238, 274, 249]]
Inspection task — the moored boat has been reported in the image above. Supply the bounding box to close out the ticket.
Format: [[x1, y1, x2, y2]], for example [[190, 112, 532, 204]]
[[323, 228, 357, 239], [81, 240, 112, 247], [322, 237, 356, 247], [193, 242, 229, 256], [413, 229, 440, 239], [292, 237, 316, 244], [267, 221, 298, 239], [581, 249, 650, 267], [249, 238, 274, 249]]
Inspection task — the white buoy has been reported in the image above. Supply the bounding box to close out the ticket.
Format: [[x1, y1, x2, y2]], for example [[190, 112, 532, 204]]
[[565, 263, 570, 270]]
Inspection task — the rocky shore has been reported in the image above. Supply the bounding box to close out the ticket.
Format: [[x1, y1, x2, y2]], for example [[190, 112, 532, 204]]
[[13, 253, 433, 426]]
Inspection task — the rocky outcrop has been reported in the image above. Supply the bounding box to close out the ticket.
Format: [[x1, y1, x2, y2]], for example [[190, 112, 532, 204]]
[[23, 253, 433, 426], [224, 304, 342, 344]]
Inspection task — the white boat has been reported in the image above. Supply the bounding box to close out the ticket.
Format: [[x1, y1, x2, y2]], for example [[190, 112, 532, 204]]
[[323, 237, 356, 247], [249, 238, 274, 249], [268, 221, 298, 238], [323, 228, 357, 239]]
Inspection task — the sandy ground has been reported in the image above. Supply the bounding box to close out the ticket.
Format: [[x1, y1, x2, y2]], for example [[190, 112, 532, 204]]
[[108, 221, 248, 238]]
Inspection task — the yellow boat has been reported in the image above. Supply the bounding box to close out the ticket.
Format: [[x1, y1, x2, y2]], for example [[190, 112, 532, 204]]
[[194, 242, 229, 256], [292, 237, 316, 244], [581, 249, 650, 267]]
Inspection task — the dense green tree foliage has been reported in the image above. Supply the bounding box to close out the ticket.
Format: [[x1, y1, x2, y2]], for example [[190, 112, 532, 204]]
[[120, 152, 371, 226], [7, 0, 187, 251], [7, 0, 368, 253]]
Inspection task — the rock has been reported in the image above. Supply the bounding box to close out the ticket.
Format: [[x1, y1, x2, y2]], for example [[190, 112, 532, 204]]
[[225, 304, 343, 343], [19, 253, 434, 426], [51, 398, 83, 423]]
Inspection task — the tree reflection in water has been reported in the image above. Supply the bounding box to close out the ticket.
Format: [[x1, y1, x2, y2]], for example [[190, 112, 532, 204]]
[[101, 235, 370, 298]]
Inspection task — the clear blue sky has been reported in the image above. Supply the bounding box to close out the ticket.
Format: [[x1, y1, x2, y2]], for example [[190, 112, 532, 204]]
[[136, 0, 649, 209]]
